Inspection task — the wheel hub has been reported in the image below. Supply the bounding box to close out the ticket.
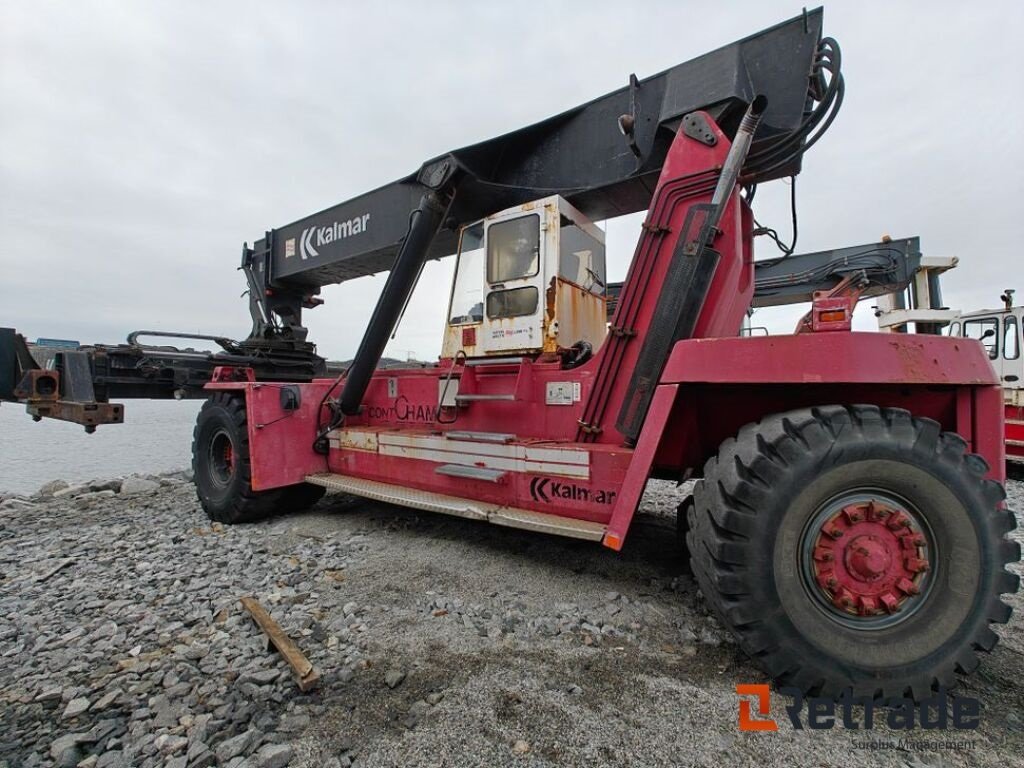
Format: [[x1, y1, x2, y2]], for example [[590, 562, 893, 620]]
[[844, 535, 890, 580], [209, 429, 236, 486], [810, 500, 930, 618]]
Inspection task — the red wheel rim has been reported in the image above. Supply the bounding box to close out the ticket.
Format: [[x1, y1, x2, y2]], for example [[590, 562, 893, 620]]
[[802, 492, 933, 628], [209, 429, 236, 486]]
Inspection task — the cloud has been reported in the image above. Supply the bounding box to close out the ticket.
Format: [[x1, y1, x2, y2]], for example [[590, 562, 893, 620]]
[[2, 2, 1021, 359]]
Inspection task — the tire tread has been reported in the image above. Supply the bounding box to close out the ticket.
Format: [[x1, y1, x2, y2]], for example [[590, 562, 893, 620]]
[[687, 404, 1019, 700]]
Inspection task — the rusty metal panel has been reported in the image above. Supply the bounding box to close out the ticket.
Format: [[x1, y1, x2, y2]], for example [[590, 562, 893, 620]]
[[329, 429, 379, 452], [23, 400, 124, 429], [12, 367, 124, 430], [546, 277, 608, 354]]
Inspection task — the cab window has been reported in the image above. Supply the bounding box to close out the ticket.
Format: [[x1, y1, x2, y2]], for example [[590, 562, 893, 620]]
[[487, 215, 540, 283], [448, 223, 484, 324], [1005, 316, 1020, 360], [559, 216, 606, 294], [962, 318, 999, 359], [487, 286, 538, 319]]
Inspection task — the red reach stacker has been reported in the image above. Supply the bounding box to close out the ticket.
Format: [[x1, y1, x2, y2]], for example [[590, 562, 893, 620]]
[[2, 9, 1018, 699]]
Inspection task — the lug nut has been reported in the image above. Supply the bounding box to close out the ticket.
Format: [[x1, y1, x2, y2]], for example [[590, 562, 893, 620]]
[[843, 506, 864, 524], [813, 547, 834, 562], [905, 557, 929, 573], [897, 577, 919, 596]]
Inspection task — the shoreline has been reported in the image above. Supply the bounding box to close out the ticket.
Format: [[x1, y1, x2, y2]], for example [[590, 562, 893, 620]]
[[0, 469, 194, 511]]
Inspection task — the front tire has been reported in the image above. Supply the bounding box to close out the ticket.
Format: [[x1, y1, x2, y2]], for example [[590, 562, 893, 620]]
[[192, 393, 323, 523], [687, 404, 1020, 700]]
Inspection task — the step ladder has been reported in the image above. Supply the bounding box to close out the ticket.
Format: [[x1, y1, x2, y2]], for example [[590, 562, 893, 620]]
[[451, 357, 534, 404]]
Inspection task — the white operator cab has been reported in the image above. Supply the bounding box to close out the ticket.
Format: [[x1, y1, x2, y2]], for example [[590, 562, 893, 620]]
[[442, 196, 608, 359], [946, 291, 1023, 406]]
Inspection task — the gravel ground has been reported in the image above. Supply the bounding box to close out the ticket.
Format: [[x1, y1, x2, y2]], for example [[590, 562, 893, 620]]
[[0, 473, 1021, 768]]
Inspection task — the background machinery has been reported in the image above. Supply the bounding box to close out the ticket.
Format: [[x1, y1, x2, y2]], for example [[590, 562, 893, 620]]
[[873, 281, 1023, 468], [1, 9, 1019, 700], [950, 293, 1024, 466]]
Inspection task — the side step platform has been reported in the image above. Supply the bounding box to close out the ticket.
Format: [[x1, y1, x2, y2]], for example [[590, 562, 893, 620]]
[[304, 472, 606, 542]]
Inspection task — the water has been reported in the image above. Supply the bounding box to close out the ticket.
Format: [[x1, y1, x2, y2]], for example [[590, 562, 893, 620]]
[[0, 400, 202, 495]]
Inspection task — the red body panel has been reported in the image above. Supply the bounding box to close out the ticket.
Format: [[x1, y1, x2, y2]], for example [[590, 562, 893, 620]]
[[328, 428, 632, 524], [346, 361, 596, 438], [217, 330, 1007, 545], [660, 333, 998, 386], [206, 379, 331, 490], [1007, 403, 1024, 465], [653, 334, 1005, 484], [604, 383, 679, 549]]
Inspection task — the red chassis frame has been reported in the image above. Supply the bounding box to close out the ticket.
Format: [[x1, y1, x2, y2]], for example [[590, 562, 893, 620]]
[[204, 109, 1006, 552], [207, 332, 1003, 552], [1008, 403, 1024, 465]]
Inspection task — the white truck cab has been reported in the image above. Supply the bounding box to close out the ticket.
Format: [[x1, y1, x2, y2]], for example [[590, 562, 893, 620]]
[[947, 291, 1022, 406], [442, 196, 608, 359]]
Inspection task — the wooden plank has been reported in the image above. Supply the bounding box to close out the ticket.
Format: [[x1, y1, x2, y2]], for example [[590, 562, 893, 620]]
[[239, 596, 320, 692]]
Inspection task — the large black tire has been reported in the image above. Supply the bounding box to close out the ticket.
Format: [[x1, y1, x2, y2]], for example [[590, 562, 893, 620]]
[[192, 393, 324, 523], [687, 404, 1020, 700]]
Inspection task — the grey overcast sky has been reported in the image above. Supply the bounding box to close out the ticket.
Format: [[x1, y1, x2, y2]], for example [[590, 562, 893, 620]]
[[2, 1, 1022, 362]]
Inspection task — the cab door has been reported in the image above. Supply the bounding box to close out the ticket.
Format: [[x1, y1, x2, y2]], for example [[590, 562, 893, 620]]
[[482, 208, 545, 353], [961, 315, 1000, 370], [1003, 311, 1022, 388]]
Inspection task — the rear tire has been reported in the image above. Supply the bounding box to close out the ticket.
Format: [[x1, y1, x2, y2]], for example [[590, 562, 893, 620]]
[[687, 404, 1020, 700], [193, 393, 318, 524]]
